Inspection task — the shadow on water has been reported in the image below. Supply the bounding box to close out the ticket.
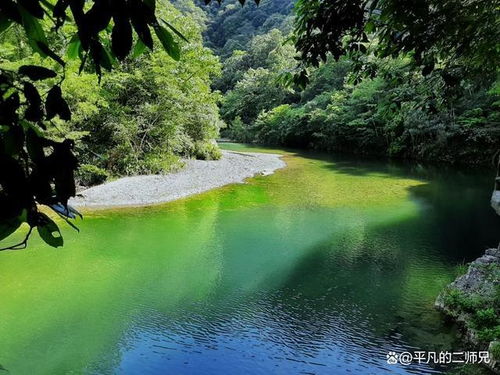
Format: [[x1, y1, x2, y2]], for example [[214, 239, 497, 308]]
[[295, 148, 500, 258], [252, 198, 494, 374]]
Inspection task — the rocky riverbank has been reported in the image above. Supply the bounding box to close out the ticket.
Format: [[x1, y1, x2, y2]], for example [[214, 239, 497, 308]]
[[70, 150, 285, 209], [435, 247, 500, 373]]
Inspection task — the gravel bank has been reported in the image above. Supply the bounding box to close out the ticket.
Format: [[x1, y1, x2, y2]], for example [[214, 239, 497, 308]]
[[70, 150, 285, 209]]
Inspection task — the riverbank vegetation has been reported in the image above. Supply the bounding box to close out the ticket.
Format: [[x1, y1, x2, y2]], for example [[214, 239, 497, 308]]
[[0, 0, 498, 257], [0, 1, 499, 373], [213, 0, 499, 166], [0, 0, 222, 184], [0, 0, 229, 249]]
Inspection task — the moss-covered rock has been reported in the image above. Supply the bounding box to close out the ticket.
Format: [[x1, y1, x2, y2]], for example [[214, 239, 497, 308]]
[[436, 247, 500, 373]]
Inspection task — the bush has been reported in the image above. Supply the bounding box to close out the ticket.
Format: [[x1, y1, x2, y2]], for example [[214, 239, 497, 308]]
[[222, 116, 255, 143], [472, 308, 498, 329], [191, 141, 222, 160], [443, 289, 485, 314], [142, 153, 184, 174], [477, 326, 500, 342], [77, 164, 109, 187]]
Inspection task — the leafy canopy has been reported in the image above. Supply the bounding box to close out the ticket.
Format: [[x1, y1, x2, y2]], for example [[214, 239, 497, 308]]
[[0, 0, 187, 250], [206, 0, 498, 84]]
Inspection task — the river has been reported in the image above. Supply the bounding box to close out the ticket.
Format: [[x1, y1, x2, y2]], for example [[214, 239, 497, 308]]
[[0, 143, 498, 374]]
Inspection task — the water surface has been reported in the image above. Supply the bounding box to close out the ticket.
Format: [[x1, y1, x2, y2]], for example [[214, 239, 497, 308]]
[[1, 144, 498, 374]]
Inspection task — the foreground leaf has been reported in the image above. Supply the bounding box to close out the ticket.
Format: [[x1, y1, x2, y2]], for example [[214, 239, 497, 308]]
[[18, 65, 57, 80], [154, 26, 180, 61]]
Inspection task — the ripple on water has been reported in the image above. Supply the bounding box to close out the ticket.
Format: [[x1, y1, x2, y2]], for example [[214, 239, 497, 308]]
[[114, 288, 451, 374]]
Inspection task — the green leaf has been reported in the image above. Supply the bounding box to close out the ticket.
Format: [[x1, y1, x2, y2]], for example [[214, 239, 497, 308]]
[[130, 15, 153, 50], [37, 41, 65, 66], [36, 213, 63, 248], [18, 65, 57, 80], [111, 17, 132, 60], [161, 19, 188, 42], [19, 0, 45, 19], [46, 85, 71, 121], [90, 42, 113, 71], [154, 26, 180, 61], [24, 82, 43, 122], [67, 34, 81, 59], [20, 8, 47, 56], [365, 20, 375, 34], [39, 0, 55, 12], [132, 39, 146, 58]]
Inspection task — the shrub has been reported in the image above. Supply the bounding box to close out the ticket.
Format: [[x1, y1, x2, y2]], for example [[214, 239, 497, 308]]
[[223, 116, 255, 143], [477, 326, 500, 342], [77, 164, 109, 187], [191, 141, 222, 160], [142, 153, 184, 174], [472, 308, 498, 329], [443, 289, 485, 314]]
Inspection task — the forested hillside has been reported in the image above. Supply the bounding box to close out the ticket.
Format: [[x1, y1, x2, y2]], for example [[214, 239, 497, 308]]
[[0, 0, 222, 186], [204, 0, 500, 166], [201, 0, 294, 59]]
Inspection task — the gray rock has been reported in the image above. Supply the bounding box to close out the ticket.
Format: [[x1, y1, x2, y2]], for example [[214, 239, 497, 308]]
[[435, 248, 500, 373], [447, 247, 499, 299], [492, 190, 500, 216]]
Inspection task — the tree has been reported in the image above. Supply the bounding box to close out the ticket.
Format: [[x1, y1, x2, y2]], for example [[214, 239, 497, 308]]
[[221, 67, 292, 124], [0, 0, 193, 250], [214, 28, 295, 92], [291, 0, 499, 83], [202, 0, 294, 58]]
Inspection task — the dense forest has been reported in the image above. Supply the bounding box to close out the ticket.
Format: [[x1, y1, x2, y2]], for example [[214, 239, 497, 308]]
[[207, 0, 499, 166], [1, 0, 222, 187], [0, 0, 498, 246], [199, 0, 293, 59], [0, 1, 498, 373]]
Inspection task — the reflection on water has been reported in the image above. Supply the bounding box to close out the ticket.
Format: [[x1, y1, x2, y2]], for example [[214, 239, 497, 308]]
[[0, 144, 498, 374]]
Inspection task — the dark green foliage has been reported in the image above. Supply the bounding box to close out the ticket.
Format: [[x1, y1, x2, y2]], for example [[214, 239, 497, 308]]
[[220, 24, 500, 165], [207, 1, 498, 167], [471, 308, 498, 330], [0, 0, 191, 249], [491, 342, 500, 360], [202, 0, 293, 59], [291, 0, 499, 84], [77, 164, 109, 187], [207, 0, 497, 87], [443, 288, 500, 343], [154, 25, 181, 60]]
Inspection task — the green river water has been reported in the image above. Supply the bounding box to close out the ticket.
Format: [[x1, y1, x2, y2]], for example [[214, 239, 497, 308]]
[[0, 143, 498, 374]]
